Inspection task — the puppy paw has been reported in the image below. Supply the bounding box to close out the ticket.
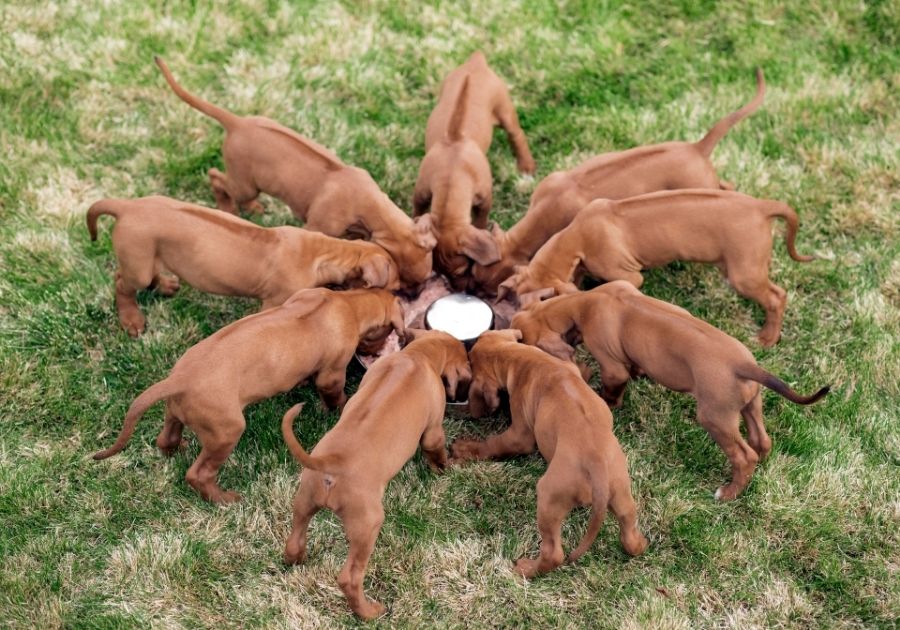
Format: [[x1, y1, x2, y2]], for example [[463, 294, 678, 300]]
[[243, 199, 266, 215], [512, 557, 538, 579], [120, 312, 146, 338], [713, 485, 739, 502], [354, 599, 386, 621], [155, 274, 180, 296]]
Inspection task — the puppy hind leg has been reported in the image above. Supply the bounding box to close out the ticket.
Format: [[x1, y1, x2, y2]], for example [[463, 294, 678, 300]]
[[741, 392, 772, 460], [284, 482, 322, 565], [208, 168, 238, 214], [697, 406, 759, 501], [337, 502, 386, 620], [156, 407, 185, 456], [514, 471, 569, 578], [728, 267, 786, 347], [115, 270, 150, 337], [608, 459, 648, 556], [185, 413, 246, 503]]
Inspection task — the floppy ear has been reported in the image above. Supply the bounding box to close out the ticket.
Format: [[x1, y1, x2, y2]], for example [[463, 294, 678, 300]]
[[401, 327, 426, 346], [536, 332, 576, 361], [283, 289, 328, 317], [345, 220, 371, 240], [413, 214, 437, 250], [362, 255, 393, 288], [466, 375, 500, 418], [499, 328, 524, 342], [389, 298, 406, 335], [459, 225, 501, 266], [443, 359, 473, 402], [519, 286, 556, 307], [488, 221, 505, 240], [557, 282, 580, 295], [496, 275, 518, 302]]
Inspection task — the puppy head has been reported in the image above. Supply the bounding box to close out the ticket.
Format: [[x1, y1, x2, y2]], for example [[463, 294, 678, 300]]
[[390, 214, 435, 287]]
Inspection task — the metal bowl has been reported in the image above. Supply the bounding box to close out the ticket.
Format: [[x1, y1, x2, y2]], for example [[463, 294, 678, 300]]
[[423, 293, 494, 342]]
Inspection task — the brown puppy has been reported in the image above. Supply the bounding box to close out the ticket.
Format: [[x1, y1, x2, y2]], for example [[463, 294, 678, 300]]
[[92, 288, 405, 503], [511, 282, 829, 500], [451, 330, 648, 578], [155, 57, 436, 288], [498, 189, 816, 346], [471, 68, 765, 296], [413, 52, 534, 282], [87, 195, 400, 336], [281, 329, 471, 620]]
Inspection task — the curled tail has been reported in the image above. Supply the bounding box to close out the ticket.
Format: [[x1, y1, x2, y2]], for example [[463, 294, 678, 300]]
[[86, 199, 122, 241], [695, 68, 765, 157], [767, 202, 816, 262], [737, 364, 830, 405], [280, 404, 341, 472], [93, 378, 179, 460], [154, 56, 241, 130], [447, 75, 470, 142], [566, 475, 609, 565]]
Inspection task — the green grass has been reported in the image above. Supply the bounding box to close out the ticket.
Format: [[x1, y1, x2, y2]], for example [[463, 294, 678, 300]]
[[1, 0, 898, 627]]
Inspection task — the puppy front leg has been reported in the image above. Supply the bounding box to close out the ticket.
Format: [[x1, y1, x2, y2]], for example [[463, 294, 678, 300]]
[[597, 360, 631, 409], [315, 369, 347, 410], [495, 100, 535, 175], [451, 422, 535, 462], [420, 423, 449, 472]]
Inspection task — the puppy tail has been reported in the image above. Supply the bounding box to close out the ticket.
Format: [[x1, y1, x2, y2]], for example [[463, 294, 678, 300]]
[[93, 378, 179, 460], [86, 199, 121, 241], [767, 202, 816, 262], [154, 56, 241, 131], [695, 67, 765, 158], [446, 75, 470, 142], [738, 365, 830, 405], [566, 476, 609, 565], [281, 404, 340, 472]]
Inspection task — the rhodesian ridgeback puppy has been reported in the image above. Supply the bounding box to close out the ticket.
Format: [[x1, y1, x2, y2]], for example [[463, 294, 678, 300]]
[[87, 196, 399, 336], [511, 282, 830, 500], [413, 52, 535, 283], [281, 329, 471, 620], [92, 288, 405, 504], [498, 189, 816, 346], [471, 68, 765, 296], [155, 56, 436, 288], [451, 330, 648, 578]]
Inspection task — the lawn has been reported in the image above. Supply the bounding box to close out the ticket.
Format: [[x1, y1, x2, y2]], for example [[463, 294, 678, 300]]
[[1, 0, 898, 627]]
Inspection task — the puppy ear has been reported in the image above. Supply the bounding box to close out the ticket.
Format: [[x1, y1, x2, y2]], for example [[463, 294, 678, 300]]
[[389, 298, 406, 335], [519, 286, 555, 307], [496, 275, 519, 302], [442, 358, 472, 402], [466, 376, 500, 418], [361, 256, 391, 288], [536, 332, 575, 361], [413, 214, 437, 250], [401, 327, 426, 346], [283, 289, 328, 317], [459, 225, 501, 266]]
